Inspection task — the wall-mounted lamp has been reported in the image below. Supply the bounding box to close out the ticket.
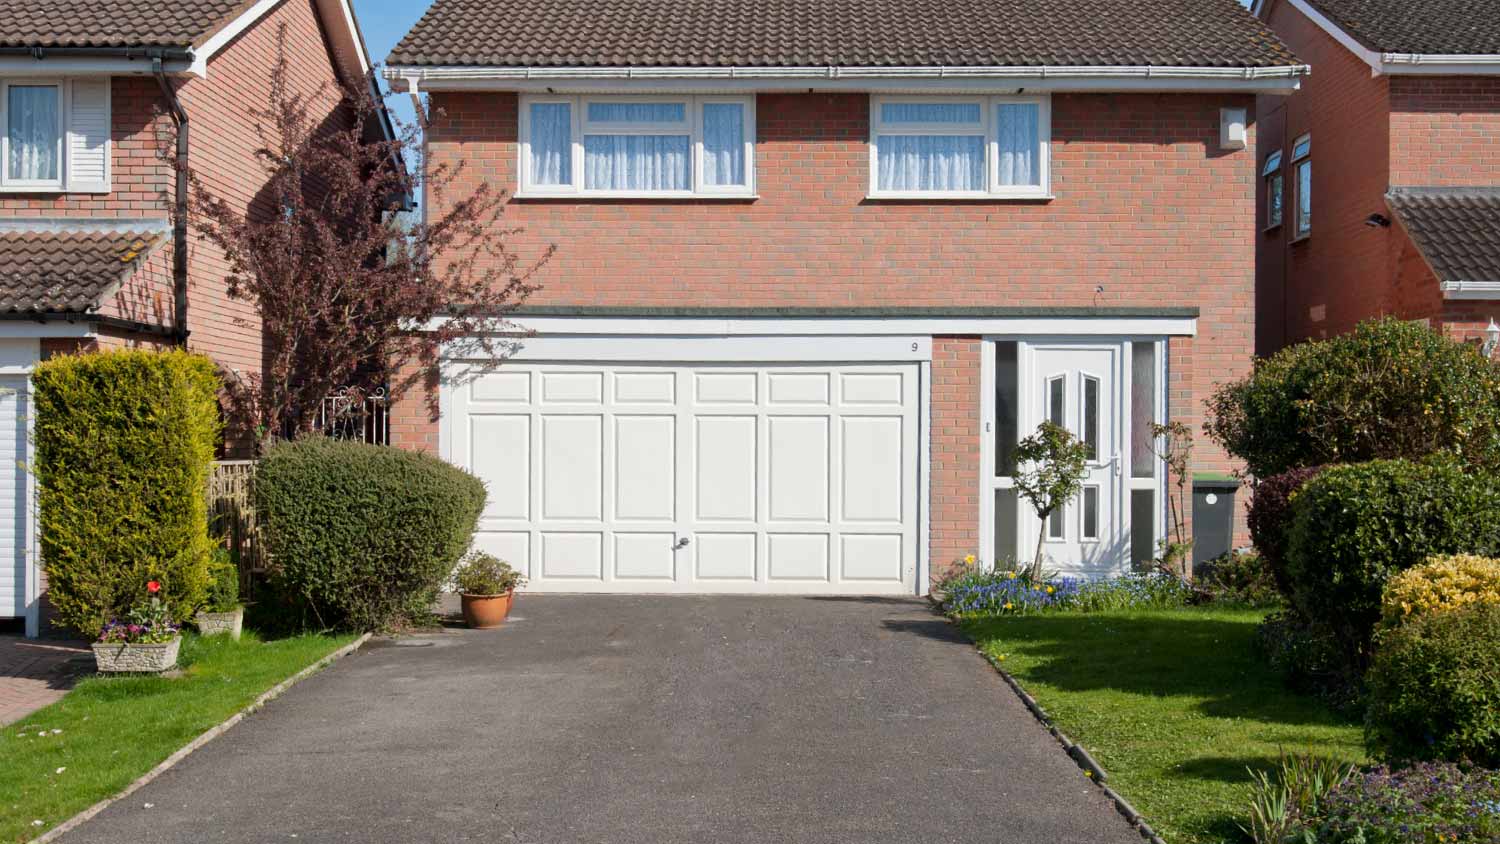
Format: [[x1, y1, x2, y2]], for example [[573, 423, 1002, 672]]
[[1484, 318, 1500, 358], [1365, 213, 1391, 228]]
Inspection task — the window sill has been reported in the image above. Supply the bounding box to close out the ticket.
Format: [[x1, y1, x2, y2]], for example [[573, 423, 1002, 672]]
[[1291, 232, 1311, 245], [1263, 222, 1283, 234], [514, 191, 758, 202], [865, 192, 1055, 203], [0, 185, 109, 195]]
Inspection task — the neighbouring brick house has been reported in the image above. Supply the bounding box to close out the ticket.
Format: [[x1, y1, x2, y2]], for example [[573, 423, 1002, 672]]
[[383, 0, 1307, 595], [1254, 0, 1500, 353], [0, 0, 382, 637]]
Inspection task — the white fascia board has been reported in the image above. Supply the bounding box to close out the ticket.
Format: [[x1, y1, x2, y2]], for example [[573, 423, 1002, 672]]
[[420, 314, 1199, 339], [388, 64, 1308, 95], [0, 56, 192, 76], [1440, 281, 1500, 299], [0, 321, 96, 339], [1282, 0, 1500, 76], [463, 334, 935, 362]]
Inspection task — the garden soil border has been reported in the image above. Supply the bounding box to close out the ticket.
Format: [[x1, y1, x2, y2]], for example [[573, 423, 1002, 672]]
[[31, 633, 371, 844], [934, 597, 1169, 844]]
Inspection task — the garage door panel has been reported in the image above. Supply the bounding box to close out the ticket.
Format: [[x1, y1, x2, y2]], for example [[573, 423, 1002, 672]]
[[841, 371, 904, 406], [767, 533, 830, 582], [695, 416, 756, 522], [541, 370, 604, 404], [613, 533, 676, 581], [471, 414, 530, 521], [475, 531, 532, 579], [767, 372, 830, 405], [471, 371, 531, 403], [614, 415, 675, 521], [767, 416, 829, 522], [613, 371, 675, 404], [841, 534, 904, 582], [693, 533, 757, 581], [541, 532, 604, 580], [841, 416, 903, 523], [541, 415, 603, 521], [694, 371, 756, 405]]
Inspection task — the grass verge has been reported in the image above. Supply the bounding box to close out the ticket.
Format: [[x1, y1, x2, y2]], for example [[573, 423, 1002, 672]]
[[961, 607, 1366, 844], [1, 631, 355, 842]]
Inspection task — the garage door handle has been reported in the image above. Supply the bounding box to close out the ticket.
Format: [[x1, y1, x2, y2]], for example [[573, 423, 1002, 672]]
[[673, 537, 691, 551]]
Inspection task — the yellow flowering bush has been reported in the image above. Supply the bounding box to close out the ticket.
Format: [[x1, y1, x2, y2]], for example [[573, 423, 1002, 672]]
[[1380, 554, 1500, 627]]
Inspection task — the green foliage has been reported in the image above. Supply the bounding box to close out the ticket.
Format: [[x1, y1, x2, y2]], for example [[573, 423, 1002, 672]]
[[1285, 459, 1500, 666], [1247, 466, 1326, 597], [1241, 750, 1355, 844], [256, 438, 486, 631], [1195, 550, 1281, 607], [1013, 421, 1090, 575], [453, 551, 524, 595], [33, 349, 222, 634], [204, 549, 241, 613], [1365, 603, 1500, 766], [1206, 318, 1500, 479], [1255, 610, 1362, 715]]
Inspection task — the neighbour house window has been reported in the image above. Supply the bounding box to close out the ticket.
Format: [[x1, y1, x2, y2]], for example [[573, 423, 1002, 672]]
[[520, 95, 755, 197], [869, 95, 1050, 199], [1262, 150, 1283, 229], [1292, 134, 1311, 238], [0, 77, 110, 193]]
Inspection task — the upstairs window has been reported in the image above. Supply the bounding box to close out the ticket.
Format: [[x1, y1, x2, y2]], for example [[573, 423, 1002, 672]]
[[1262, 150, 1283, 229], [1292, 134, 1311, 239], [0, 77, 110, 193], [869, 95, 1050, 199], [520, 95, 754, 197]]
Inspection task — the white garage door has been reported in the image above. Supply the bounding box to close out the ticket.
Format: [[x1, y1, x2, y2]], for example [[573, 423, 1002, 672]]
[[0, 375, 29, 619], [449, 362, 919, 594]]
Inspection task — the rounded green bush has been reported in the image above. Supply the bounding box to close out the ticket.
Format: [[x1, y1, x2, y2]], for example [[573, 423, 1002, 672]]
[[1207, 318, 1500, 479], [1365, 603, 1500, 766], [33, 349, 222, 634], [1285, 459, 1500, 666], [256, 438, 486, 631]]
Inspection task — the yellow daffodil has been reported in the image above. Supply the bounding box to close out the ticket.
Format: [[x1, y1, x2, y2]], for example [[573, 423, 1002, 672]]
[[964, 554, 976, 565], [1007, 571, 1017, 580], [1046, 586, 1055, 594]]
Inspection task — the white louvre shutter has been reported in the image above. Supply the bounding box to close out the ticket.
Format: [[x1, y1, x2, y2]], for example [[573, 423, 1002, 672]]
[[66, 78, 110, 193]]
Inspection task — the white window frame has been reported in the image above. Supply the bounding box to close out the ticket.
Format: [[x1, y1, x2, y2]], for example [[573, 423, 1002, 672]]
[[518, 94, 756, 198], [1, 79, 65, 192], [868, 94, 1051, 200], [1292, 134, 1311, 240], [1262, 149, 1283, 231]]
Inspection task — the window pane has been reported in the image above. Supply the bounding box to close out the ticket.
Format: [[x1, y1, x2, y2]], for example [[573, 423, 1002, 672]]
[[7, 85, 59, 182], [1047, 375, 1065, 427], [1048, 506, 1065, 539], [996, 102, 1040, 186], [528, 102, 571, 186], [876, 135, 984, 192], [587, 102, 685, 123], [1268, 173, 1284, 227], [1293, 136, 1311, 159], [1296, 160, 1312, 235], [881, 102, 981, 124], [1082, 375, 1099, 461], [994, 488, 1018, 566], [1130, 342, 1156, 478], [1082, 486, 1099, 540], [995, 342, 1019, 476], [584, 135, 690, 191], [1131, 489, 1156, 568], [702, 103, 745, 187], [1261, 150, 1282, 176]]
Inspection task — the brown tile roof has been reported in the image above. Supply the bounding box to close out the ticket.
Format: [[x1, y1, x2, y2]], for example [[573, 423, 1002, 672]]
[[1387, 188, 1500, 284], [0, 228, 167, 315], [1302, 0, 1500, 55], [0, 0, 251, 50], [388, 0, 1299, 68]]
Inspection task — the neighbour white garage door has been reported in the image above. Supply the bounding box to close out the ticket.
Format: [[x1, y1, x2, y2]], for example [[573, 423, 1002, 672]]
[[449, 363, 919, 594], [0, 375, 29, 619]]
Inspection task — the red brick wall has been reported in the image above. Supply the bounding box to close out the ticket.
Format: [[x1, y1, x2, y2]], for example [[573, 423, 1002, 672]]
[[1389, 76, 1500, 186], [1256, 0, 1393, 348], [930, 337, 981, 577]]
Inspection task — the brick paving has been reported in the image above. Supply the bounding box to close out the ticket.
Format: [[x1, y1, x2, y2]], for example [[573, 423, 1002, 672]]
[[0, 636, 90, 726]]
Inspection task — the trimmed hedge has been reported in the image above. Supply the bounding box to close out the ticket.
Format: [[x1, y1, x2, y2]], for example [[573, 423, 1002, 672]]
[[256, 438, 485, 631], [1247, 465, 1325, 597], [1366, 603, 1500, 766], [34, 349, 221, 633], [1206, 318, 1500, 479], [1381, 554, 1500, 628], [1285, 459, 1500, 666]]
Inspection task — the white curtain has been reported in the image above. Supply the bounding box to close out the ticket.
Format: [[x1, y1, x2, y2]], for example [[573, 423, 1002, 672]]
[[996, 103, 1039, 187], [702, 103, 744, 186], [877, 135, 984, 192], [529, 102, 572, 186], [7, 85, 59, 182], [584, 134, 689, 191], [880, 102, 981, 124], [587, 102, 684, 123]]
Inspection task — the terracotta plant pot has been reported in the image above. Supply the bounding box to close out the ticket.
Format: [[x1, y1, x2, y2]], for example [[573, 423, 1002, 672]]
[[92, 637, 182, 673], [195, 606, 244, 640], [461, 590, 514, 629]]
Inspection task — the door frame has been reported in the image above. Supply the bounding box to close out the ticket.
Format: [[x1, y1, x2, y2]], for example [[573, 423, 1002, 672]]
[[977, 336, 1168, 574]]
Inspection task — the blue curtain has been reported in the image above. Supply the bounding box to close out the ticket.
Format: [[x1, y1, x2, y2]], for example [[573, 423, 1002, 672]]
[[996, 103, 1039, 187], [587, 102, 685, 123], [702, 103, 745, 187], [880, 102, 981, 124], [529, 102, 572, 186], [584, 135, 690, 190], [7, 85, 59, 182], [877, 135, 984, 192]]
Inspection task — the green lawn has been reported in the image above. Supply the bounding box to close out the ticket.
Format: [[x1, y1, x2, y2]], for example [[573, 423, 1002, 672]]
[[1, 631, 355, 843], [961, 607, 1366, 844]]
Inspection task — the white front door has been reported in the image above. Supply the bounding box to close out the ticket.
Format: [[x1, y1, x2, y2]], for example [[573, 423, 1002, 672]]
[[0, 375, 29, 619], [448, 362, 919, 594], [1023, 344, 1128, 574]]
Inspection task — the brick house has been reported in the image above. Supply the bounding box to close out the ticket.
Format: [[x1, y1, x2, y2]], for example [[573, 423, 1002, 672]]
[[1254, 0, 1500, 353], [383, 0, 1306, 596], [0, 0, 383, 636]]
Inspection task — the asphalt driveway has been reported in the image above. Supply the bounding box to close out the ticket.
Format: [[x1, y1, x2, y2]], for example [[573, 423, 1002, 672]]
[[62, 596, 1139, 843]]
